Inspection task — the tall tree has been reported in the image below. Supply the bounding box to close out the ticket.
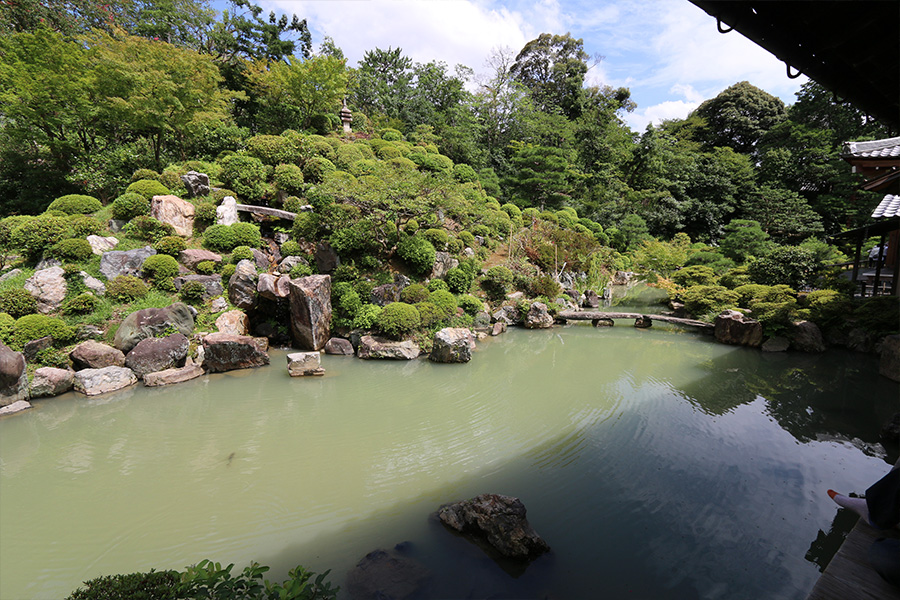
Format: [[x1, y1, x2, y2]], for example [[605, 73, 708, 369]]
[[692, 81, 786, 154], [510, 33, 590, 119]]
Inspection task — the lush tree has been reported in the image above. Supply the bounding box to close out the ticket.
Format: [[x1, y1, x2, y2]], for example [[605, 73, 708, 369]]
[[504, 142, 574, 210], [692, 81, 786, 154], [352, 47, 414, 124], [510, 33, 590, 119], [743, 186, 824, 244], [719, 219, 771, 263]]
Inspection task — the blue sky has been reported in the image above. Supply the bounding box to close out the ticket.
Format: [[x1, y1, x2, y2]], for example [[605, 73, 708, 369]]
[[249, 0, 807, 131]]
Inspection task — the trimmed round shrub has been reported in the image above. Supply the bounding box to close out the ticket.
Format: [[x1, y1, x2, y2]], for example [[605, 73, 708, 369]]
[[125, 216, 175, 242], [447, 238, 463, 254], [106, 275, 148, 301], [274, 163, 305, 195], [0, 312, 14, 345], [289, 263, 313, 278], [400, 283, 430, 304], [203, 224, 236, 252], [158, 170, 182, 190], [482, 265, 514, 300], [50, 238, 92, 262], [335, 144, 366, 171], [219, 153, 267, 201], [672, 265, 717, 287], [376, 145, 402, 160], [353, 303, 382, 329], [292, 212, 320, 240], [9, 314, 75, 351], [195, 260, 217, 275], [453, 163, 478, 183], [130, 168, 160, 182], [280, 240, 303, 257], [303, 157, 336, 183], [422, 228, 449, 251], [126, 179, 170, 199], [194, 202, 216, 226], [283, 196, 303, 213], [681, 285, 739, 318], [153, 235, 187, 257], [69, 215, 103, 238], [458, 231, 475, 247], [458, 294, 485, 316], [142, 254, 180, 284], [247, 134, 304, 165], [179, 280, 206, 304], [209, 189, 237, 204], [231, 245, 253, 262], [446, 266, 474, 294], [427, 278, 449, 292], [0, 288, 37, 318], [231, 222, 261, 248], [414, 301, 444, 327], [404, 219, 419, 234], [111, 192, 151, 220], [220, 263, 237, 280], [380, 128, 403, 142], [396, 235, 436, 276], [61, 292, 98, 315], [376, 301, 421, 339], [748, 246, 818, 289], [388, 156, 417, 170], [47, 194, 101, 215], [0, 215, 34, 249], [428, 289, 457, 317], [10, 215, 72, 258]]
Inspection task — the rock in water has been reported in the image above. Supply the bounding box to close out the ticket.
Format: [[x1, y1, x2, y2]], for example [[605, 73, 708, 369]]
[[73, 366, 137, 396], [201, 333, 269, 372], [357, 336, 419, 360], [124, 334, 189, 379], [789, 320, 826, 353], [429, 327, 475, 363], [880, 335, 900, 382], [437, 493, 550, 561], [30, 367, 75, 398], [324, 337, 354, 355], [114, 303, 195, 354], [70, 340, 126, 370], [345, 548, 431, 600], [286, 352, 324, 377], [523, 302, 553, 329], [289, 275, 332, 351], [714, 310, 763, 347], [0, 342, 29, 406]]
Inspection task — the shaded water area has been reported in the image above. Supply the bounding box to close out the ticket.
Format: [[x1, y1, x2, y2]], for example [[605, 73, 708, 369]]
[[1, 307, 898, 599]]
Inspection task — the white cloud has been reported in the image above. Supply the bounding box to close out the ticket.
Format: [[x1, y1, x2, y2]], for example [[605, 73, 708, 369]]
[[624, 99, 700, 132]]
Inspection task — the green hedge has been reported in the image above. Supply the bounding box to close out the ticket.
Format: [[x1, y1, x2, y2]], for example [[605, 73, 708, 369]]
[[47, 194, 101, 215]]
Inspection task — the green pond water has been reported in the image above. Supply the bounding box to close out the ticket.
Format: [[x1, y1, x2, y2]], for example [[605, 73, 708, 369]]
[[1, 304, 898, 599]]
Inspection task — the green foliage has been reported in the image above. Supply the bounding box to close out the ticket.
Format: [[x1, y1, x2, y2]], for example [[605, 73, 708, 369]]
[[126, 216, 176, 243], [50, 238, 92, 262], [142, 254, 180, 286], [376, 301, 421, 339], [853, 296, 900, 338], [203, 224, 237, 252], [274, 163, 305, 195], [330, 220, 380, 258], [153, 236, 187, 258], [719, 266, 752, 289], [280, 240, 303, 257], [61, 292, 98, 315], [193, 202, 217, 227], [0, 312, 13, 345], [631, 236, 692, 277], [446, 266, 475, 294], [672, 265, 717, 287], [414, 301, 444, 327], [283, 196, 303, 213], [422, 228, 449, 251], [69, 215, 103, 238], [458, 231, 475, 247], [9, 314, 74, 350], [803, 289, 850, 329], [396, 235, 436, 276], [0, 288, 37, 318], [47, 194, 101, 215], [427, 278, 449, 293], [428, 289, 457, 317], [10, 215, 72, 259], [380, 129, 403, 142], [352, 303, 382, 329], [231, 246, 254, 262], [680, 285, 739, 319], [289, 263, 313, 278], [246, 135, 304, 166], [219, 153, 267, 201], [179, 280, 206, 305], [720, 219, 771, 262], [482, 265, 514, 300], [126, 179, 171, 199], [130, 168, 160, 182], [400, 283, 430, 304], [303, 157, 336, 183], [458, 294, 485, 316], [733, 284, 795, 309], [195, 260, 217, 275], [65, 570, 181, 600], [692, 81, 786, 153], [106, 275, 149, 302], [111, 192, 151, 221], [748, 245, 818, 289], [177, 560, 338, 600], [292, 212, 320, 240], [220, 263, 237, 280], [452, 163, 478, 183], [529, 273, 562, 299]]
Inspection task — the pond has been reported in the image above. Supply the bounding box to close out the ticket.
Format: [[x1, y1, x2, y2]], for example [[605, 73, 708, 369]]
[[1, 311, 897, 599]]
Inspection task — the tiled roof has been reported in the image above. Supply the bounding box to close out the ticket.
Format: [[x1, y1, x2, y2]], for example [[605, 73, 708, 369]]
[[842, 137, 900, 159], [872, 194, 900, 219]]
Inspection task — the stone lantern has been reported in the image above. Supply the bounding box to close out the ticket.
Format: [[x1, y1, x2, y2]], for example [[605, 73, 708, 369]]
[[340, 98, 352, 133]]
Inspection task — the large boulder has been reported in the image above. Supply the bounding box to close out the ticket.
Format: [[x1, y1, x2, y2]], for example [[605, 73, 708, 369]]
[[314, 241, 340, 273], [278, 255, 308, 274], [345, 548, 431, 600], [612, 271, 633, 286], [431, 251, 458, 279], [202, 333, 270, 372], [151, 195, 195, 237], [714, 310, 763, 347], [437, 494, 550, 561], [215, 309, 250, 336], [173, 274, 223, 300], [492, 305, 520, 325], [286, 351, 325, 377], [99, 246, 156, 280], [357, 335, 419, 360], [80, 271, 106, 296], [257, 273, 291, 301], [523, 302, 553, 329], [30, 367, 75, 398], [324, 337, 354, 355], [144, 364, 204, 387], [124, 334, 189, 379], [216, 196, 239, 226], [789, 320, 826, 353], [73, 366, 137, 396], [228, 259, 258, 310], [180, 170, 210, 197], [70, 340, 125, 370], [879, 334, 900, 382], [289, 275, 332, 351], [86, 235, 118, 255], [113, 303, 195, 354], [0, 400, 31, 416], [370, 283, 400, 307], [23, 336, 52, 362], [0, 268, 21, 285], [180, 248, 222, 270], [430, 328, 475, 363], [0, 342, 29, 406], [582, 290, 600, 308], [24, 266, 67, 314]]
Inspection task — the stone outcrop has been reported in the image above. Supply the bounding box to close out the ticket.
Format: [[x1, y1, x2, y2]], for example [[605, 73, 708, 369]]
[[286, 352, 325, 377], [180, 170, 210, 197], [592, 318, 614, 327], [492, 305, 520, 325], [612, 271, 633, 285], [0, 342, 29, 406], [582, 290, 600, 308], [228, 259, 258, 310], [124, 334, 189, 379], [429, 328, 475, 363], [345, 548, 431, 600], [173, 274, 223, 300], [762, 336, 789, 352], [70, 340, 126, 370], [289, 275, 332, 351], [151, 195, 195, 237], [0, 400, 31, 416], [357, 336, 419, 360], [789, 321, 826, 353], [523, 302, 553, 329], [215, 309, 250, 336], [634, 315, 652, 328], [314, 241, 340, 273], [99, 246, 156, 280], [201, 333, 269, 372], [878, 334, 900, 382], [143, 364, 205, 387], [431, 251, 458, 279], [491, 321, 507, 336], [278, 255, 308, 274], [370, 283, 400, 307], [23, 336, 52, 362], [86, 235, 118, 255], [251, 248, 269, 271], [113, 303, 195, 354], [80, 271, 106, 296], [714, 310, 763, 347], [24, 266, 67, 313], [73, 366, 137, 396], [0, 268, 21, 284], [180, 248, 222, 270], [30, 367, 75, 398], [216, 196, 239, 226], [437, 494, 550, 561], [324, 337, 354, 355], [257, 273, 291, 300]]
